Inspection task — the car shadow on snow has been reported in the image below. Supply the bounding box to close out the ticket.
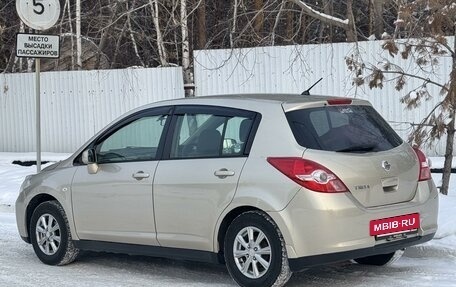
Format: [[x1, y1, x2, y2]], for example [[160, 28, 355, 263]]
[[75, 252, 417, 287], [76, 251, 233, 285], [288, 261, 424, 287]]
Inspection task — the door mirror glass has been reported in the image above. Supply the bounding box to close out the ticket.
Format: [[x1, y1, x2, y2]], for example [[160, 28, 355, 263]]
[[82, 149, 96, 164]]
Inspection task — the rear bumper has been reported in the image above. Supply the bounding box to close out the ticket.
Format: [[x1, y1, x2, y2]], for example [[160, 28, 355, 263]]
[[268, 180, 439, 266], [288, 233, 435, 272]]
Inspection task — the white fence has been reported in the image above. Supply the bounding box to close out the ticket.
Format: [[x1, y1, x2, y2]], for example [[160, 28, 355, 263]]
[[1, 40, 453, 155], [194, 39, 453, 156], [0, 67, 184, 152]]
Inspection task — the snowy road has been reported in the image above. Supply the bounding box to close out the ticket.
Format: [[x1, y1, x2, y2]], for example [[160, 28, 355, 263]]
[[1, 210, 455, 287], [1, 153, 456, 286]]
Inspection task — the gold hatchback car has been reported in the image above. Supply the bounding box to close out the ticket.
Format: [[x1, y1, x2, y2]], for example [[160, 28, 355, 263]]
[[16, 94, 438, 287]]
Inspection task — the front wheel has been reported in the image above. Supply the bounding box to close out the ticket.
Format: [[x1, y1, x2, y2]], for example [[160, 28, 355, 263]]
[[353, 249, 404, 266], [224, 211, 292, 287], [30, 200, 79, 265]]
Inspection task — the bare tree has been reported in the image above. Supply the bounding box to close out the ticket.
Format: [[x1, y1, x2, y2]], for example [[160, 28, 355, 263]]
[[197, 0, 207, 48], [76, 0, 82, 69], [181, 0, 192, 95], [370, 0, 384, 39], [1, 0, 388, 73], [149, 0, 169, 66], [271, 0, 286, 45], [126, 1, 145, 67], [254, 0, 264, 36], [61, 0, 75, 70], [230, 0, 239, 47]]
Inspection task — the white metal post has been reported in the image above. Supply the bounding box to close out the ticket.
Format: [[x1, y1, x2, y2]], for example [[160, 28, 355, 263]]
[[36, 58, 41, 173]]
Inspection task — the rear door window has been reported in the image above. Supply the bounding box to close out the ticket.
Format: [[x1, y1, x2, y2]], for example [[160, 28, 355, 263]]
[[286, 105, 403, 153], [168, 106, 258, 159]]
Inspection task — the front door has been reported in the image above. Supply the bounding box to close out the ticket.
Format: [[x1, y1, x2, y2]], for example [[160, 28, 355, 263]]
[[71, 107, 171, 245]]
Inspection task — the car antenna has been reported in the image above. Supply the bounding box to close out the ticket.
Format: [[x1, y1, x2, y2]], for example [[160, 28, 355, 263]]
[[301, 78, 323, 95]]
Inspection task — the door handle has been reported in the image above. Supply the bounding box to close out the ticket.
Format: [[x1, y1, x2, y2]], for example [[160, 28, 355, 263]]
[[132, 171, 150, 180], [382, 177, 398, 192], [214, 168, 235, 179]]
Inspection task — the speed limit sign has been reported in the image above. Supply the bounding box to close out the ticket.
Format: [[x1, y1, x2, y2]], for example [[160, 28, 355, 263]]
[[16, 0, 61, 30]]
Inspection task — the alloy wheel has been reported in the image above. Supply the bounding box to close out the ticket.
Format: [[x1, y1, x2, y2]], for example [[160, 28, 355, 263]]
[[233, 226, 272, 279], [35, 213, 61, 256]]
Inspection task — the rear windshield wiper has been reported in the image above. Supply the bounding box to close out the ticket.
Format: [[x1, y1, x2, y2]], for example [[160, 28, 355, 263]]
[[336, 144, 377, 153]]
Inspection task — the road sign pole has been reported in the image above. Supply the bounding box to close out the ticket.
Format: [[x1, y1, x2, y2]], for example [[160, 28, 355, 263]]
[[15, 0, 61, 173], [36, 58, 41, 173]]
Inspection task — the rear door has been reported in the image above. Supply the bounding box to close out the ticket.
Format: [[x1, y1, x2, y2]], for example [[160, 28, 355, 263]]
[[153, 105, 257, 251], [286, 103, 419, 208]]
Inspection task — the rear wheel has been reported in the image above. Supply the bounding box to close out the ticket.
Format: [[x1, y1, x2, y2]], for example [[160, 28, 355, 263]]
[[224, 211, 291, 287], [30, 201, 79, 265], [353, 249, 404, 266]]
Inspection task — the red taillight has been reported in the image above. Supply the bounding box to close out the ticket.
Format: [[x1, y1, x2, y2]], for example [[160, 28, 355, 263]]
[[327, 98, 352, 105], [267, 157, 348, 193], [413, 147, 431, 181]]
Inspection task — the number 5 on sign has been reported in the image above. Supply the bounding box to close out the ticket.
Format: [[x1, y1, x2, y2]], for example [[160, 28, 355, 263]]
[[32, 0, 45, 15], [16, 0, 61, 31]]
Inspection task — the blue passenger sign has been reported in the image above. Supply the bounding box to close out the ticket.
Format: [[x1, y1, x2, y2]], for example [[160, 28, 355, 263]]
[[16, 33, 60, 58]]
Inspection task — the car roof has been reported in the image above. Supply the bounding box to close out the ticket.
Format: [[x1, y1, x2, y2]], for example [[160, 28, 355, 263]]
[[165, 93, 343, 104], [158, 93, 370, 105], [125, 94, 371, 117]]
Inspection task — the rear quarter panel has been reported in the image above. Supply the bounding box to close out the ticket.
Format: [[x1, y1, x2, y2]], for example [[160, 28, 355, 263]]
[[213, 103, 305, 250]]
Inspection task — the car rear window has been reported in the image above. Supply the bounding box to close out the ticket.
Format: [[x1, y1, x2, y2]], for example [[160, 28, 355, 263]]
[[286, 105, 403, 153]]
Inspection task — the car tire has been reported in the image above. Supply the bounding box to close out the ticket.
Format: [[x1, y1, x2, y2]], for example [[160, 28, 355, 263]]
[[353, 249, 404, 266], [224, 211, 292, 287], [30, 200, 79, 265]]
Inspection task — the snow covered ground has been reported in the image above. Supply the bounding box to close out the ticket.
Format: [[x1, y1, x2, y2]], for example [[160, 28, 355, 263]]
[[0, 153, 455, 286]]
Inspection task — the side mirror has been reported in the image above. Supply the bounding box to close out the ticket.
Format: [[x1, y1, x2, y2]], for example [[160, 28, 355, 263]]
[[82, 149, 96, 164], [82, 149, 99, 174]]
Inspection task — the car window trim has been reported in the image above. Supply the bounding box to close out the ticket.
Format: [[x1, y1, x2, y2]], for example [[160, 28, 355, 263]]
[[173, 105, 254, 118], [243, 112, 261, 156]]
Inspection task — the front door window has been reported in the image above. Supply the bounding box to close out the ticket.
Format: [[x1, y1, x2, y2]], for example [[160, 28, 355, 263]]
[[96, 115, 168, 163]]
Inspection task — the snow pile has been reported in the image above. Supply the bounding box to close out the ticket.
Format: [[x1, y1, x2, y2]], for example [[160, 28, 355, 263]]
[[406, 208, 456, 258], [425, 157, 456, 256], [406, 175, 456, 258]]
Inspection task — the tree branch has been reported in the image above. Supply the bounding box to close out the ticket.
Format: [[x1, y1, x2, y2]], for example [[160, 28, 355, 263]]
[[365, 67, 450, 92], [289, 0, 349, 29]]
